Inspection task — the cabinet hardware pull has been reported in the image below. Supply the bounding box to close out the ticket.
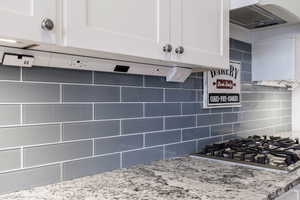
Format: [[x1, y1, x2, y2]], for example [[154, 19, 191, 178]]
[[41, 18, 54, 31], [175, 46, 184, 55], [163, 44, 173, 53]]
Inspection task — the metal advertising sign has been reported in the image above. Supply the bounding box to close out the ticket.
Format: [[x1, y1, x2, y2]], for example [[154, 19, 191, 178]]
[[203, 61, 241, 108]]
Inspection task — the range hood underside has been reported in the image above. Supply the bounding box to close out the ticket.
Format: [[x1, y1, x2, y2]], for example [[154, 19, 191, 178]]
[[254, 80, 299, 90], [230, 3, 300, 30], [230, 5, 287, 29]]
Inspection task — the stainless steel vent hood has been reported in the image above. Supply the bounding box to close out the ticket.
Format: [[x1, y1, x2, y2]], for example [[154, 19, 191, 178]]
[[230, 0, 300, 30], [231, 5, 286, 29]]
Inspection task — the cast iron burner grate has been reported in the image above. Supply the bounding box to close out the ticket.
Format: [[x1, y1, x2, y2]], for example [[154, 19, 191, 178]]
[[192, 135, 300, 172]]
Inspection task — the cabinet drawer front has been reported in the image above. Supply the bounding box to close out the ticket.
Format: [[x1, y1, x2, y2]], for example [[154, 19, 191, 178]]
[[65, 0, 171, 61]]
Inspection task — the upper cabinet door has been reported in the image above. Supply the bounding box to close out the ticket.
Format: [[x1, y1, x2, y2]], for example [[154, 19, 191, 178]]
[[0, 0, 56, 44], [171, 0, 230, 69], [65, 0, 171, 61]]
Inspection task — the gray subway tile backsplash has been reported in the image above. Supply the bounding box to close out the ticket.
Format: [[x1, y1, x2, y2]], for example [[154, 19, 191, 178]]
[[181, 77, 203, 90], [63, 85, 120, 102], [121, 118, 163, 135], [241, 71, 252, 82], [211, 124, 233, 136], [63, 154, 120, 181], [0, 38, 292, 195], [0, 82, 59, 103], [145, 130, 181, 147], [121, 87, 163, 102], [24, 140, 93, 167], [230, 49, 242, 61], [0, 125, 60, 149], [63, 121, 120, 141], [0, 149, 21, 172], [94, 72, 143, 86], [165, 89, 196, 102], [182, 103, 209, 115], [197, 114, 222, 126], [0, 66, 20, 81], [95, 103, 143, 120], [242, 62, 251, 73], [0, 105, 20, 126], [144, 76, 181, 88], [22, 67, 92, 84], [165, 116, 196, 130], [230, 38, 252, 52], [242, 53, 252, 64], [22, 104, 93, 124], [0, 164, 60, 195], [223, 113, 239, 123], [145, 103, 181, 117], [94, 135, 143, 155], [122, 146, 164, 168], [182, 127, 210, 141], [165, 141, 197, 159], [211, 107, 233, 113]]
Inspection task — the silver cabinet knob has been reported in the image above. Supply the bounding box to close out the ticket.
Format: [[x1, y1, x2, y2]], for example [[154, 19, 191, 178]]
[[163, 44, 173, 53], [175, 46, 184, 54], [41, 18, 54, 31]]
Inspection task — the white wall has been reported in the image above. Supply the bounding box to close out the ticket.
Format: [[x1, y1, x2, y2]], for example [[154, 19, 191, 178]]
[[231, 23, 300, 132], [230, 24, 252, 43], [250, 24, 300, 132], [293, 89, 300, 131]]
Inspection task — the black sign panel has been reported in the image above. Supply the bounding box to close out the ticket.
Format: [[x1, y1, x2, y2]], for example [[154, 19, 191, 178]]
[[208, 93, 240, 104]]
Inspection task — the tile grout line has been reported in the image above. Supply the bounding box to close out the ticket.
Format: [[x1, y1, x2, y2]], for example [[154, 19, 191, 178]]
[[20, 67, 23, 82], [221, 112, 224, 124], [120, 152, 123, 168], [180, 129, 183, 142], [59, 84, 63, 103], [119, 120, 122, 135], [20, 146, 24, 169], [60, 123, 63, 142], [92, 103, 95, 120], [20, 104, 23, 125], [60, 163, 63, 182], [119, 87, 122, 102], [92, 71, 95, 85], [92, 138, 95, 156]]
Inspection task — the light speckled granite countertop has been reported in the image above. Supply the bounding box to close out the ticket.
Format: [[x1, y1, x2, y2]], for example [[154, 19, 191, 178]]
[[1, 156, 300, 200]]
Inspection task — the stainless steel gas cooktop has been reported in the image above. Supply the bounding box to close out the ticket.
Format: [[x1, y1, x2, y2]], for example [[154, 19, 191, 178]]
[[192, 136, 300, 172]]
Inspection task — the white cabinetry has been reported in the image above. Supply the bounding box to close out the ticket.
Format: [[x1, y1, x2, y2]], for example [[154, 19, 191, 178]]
[[0, 0, 56, 44], [64, 0, 171, 62], [171, 0, 229, 68], [0, 1, 229, 70], [64, 0, 229, 69]]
